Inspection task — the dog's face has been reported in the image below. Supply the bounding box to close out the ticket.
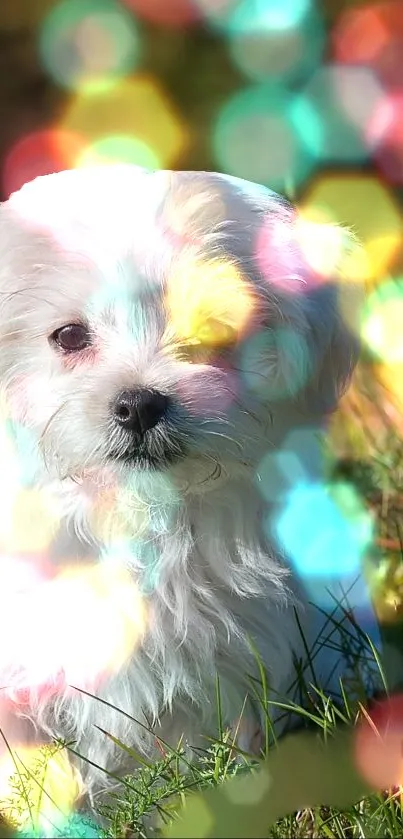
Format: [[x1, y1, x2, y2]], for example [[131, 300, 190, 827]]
[[0, 166, 360, 494]]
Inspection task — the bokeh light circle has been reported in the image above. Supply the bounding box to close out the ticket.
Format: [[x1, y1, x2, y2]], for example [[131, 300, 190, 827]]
[[165, 254, 255, 345], [332, 2, 403, 90], [332, 65, 383, 137], [297, 65, 370, 165], [256, 428, 324, 503], [238, 327, 313, 401], [272, 480, 373, 579], [367, 92, 403, 185], [123, 0, 200, 27], [0, 560, 147, 696], [0, 744, 92, 837], [355, 694, 403, 790], [294, 211, 355, 281], [0, 487, 61, 555], [77, 134, 160, 169], [38, 0, 140, 91], [362, 278, 403, 363], [212, 84, 317, 190], [229, 8, 324, 85], [301, 174, 403, 284], [3, 129, 87, 198], [197, 0, 311, 33], [61, 77, 187, 170]]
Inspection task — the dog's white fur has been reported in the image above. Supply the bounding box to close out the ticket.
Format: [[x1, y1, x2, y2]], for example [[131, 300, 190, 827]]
[[0, 166, 379, 811]]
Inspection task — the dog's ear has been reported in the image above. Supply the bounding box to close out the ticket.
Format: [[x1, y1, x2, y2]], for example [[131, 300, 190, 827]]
[[295, 220, 364, 415], [216, 174, 363, 416]]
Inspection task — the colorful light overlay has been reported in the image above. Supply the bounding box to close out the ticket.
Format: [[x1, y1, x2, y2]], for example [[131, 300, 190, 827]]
[[0, 0, 402, 833]]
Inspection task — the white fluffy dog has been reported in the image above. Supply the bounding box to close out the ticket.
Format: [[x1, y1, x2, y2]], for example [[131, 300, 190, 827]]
[[0, 166, 379, 816]]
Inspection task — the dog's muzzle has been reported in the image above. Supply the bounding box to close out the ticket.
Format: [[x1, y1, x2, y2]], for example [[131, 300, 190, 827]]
[[109, 388, 186, 469], [112, 388, 169, 434]]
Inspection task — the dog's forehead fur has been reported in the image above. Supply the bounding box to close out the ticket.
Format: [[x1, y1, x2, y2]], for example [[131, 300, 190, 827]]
[[1, 164, 293, 281], [0, 166, 297, 344], [4, 165, 287, 234]]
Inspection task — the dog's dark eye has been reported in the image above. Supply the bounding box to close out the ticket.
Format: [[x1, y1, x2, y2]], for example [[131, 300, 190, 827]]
[[50, 323, 92, 353]]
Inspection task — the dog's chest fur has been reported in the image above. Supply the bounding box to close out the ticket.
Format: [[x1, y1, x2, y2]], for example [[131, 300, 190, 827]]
[[19, 474, 302, 794]]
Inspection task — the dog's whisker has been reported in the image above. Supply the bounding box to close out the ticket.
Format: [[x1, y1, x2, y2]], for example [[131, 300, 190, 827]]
[[200, 427, 244, 453], [197, 458, 223, 485], [39, 402, 69, 472]]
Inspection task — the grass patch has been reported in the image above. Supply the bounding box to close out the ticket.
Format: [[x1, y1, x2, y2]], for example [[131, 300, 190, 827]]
[[5, 615, 401, 839]]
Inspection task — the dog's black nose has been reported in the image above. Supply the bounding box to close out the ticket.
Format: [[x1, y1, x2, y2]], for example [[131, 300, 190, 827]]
[[113, 388, 169, 434]]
